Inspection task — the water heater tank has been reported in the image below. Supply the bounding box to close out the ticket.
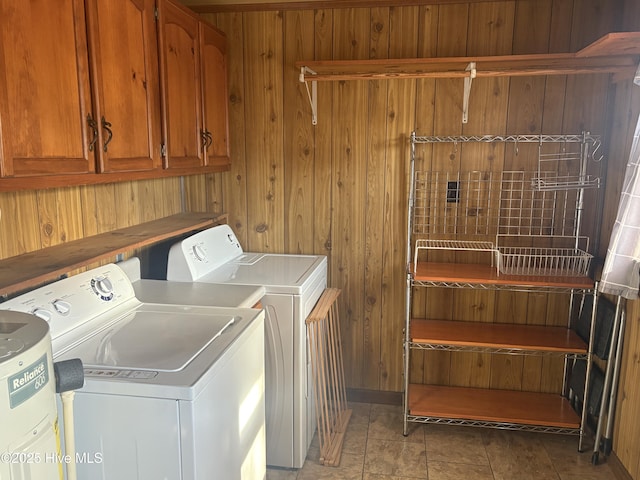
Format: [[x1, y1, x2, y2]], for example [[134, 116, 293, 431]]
[[0, 310, 60, 480]]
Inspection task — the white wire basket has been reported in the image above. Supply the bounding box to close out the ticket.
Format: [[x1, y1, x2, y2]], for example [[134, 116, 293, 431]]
[[413, 239, 497, 273], [496, 236, 592, 277]]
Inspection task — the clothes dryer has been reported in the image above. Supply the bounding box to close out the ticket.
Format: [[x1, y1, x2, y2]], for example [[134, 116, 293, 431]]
[[167, 224, 327, 468]]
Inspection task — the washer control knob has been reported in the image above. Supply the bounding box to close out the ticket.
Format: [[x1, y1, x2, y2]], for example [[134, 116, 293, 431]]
[[91, 276, 114, 301], [192, 244, 206, 262], [52, 300, 72, 316], [31, 308, 52, 323]]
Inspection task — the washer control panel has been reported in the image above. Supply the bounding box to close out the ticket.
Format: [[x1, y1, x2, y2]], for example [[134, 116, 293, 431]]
[[0, 264, 137, 344]]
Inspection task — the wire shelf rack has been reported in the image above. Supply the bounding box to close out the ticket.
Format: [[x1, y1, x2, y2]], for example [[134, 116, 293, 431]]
[[411, 169, 595, 277], [412, 171, 583, 238], [411, 132, 602, 192]]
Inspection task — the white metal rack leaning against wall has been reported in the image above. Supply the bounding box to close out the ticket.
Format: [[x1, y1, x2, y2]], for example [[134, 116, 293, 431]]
[[402, 131, 601, 451]]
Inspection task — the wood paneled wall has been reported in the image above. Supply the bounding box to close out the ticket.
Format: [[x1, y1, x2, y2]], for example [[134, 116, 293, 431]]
[[2, 0, 640, 476], [192, 0, 624, 395], [0, 178, 185, 264], [194, 0, 640, 475]]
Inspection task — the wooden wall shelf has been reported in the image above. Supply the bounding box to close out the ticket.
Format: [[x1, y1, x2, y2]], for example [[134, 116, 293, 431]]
[[296, 32, 640, 81], [0, 212, 226, 298], [295, 31, 640, 124]]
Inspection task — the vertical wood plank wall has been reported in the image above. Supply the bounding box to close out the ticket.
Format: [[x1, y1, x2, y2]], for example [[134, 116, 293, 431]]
[[0, 178, 184, 265], [1, 0, 640, 476], [197, 0, 640, 475], [196, 0, 626, 394]]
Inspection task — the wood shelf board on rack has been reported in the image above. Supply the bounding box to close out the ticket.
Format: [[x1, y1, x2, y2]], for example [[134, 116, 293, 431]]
[[410, 319, 587, 353], [408, 384, 582, 429], [295, 32, 640, 82], [0, 212, 226, 297], [412, 262, 594, 289]]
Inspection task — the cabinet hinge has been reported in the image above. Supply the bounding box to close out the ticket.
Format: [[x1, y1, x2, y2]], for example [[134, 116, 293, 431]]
[[154, 6, 159, 20], [161, 143, 167, 157]]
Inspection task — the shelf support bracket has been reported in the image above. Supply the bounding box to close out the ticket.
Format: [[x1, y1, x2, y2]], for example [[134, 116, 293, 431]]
[[462, 62, 477, 124], [299, 66, 318, 126]]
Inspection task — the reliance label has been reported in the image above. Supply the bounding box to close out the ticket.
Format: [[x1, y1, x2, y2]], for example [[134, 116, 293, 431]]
[[8, 354, 49, 408]]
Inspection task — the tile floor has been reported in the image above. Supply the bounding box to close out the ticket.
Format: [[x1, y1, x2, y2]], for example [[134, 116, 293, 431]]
[[266, 403, 619, 480]]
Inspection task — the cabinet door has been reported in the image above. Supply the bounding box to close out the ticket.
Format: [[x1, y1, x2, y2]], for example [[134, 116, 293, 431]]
[[200, 22, 230, 168], [0, 0, 94, 177], [85, 0, 162, 173], [158, 0, 204, 169]]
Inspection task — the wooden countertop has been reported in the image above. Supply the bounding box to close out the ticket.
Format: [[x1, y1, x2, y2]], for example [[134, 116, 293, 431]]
[[0, 212, 225, 297]]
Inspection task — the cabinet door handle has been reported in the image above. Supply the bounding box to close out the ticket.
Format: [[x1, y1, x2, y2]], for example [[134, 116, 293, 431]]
[[87, 114, 98, 152], [201, 130, 213, 151], [201, 130, 208, 151], [101, 117, 113, 152]]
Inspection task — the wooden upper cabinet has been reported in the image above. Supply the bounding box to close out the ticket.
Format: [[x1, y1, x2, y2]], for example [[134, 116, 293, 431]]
[[200, 22, 230, 167], [85, 0, 162, 173], [158, 0, 204, 170], [0, 0, 229, 189], [158, 0, 231, 170], [0, 0, 94, 177]]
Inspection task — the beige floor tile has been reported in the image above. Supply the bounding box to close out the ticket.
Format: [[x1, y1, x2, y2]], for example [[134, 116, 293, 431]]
[[281, 402, 620, 480], [364, 438, 428, 478], [296, 452, 365, 480], [363, 474, 424, 480], [428, 461, 495, 480], [349, 402, 373, 426], [425, 424, 490, 465], [368, 404, 425, 443], [342, 420, 370, 456], [541, 434, 617, 479], [482, 430, 559, 480]]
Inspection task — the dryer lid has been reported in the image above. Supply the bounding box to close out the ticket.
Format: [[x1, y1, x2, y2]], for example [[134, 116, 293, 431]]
[[202, 254, 325, 288], [61, 309, 236, 372]]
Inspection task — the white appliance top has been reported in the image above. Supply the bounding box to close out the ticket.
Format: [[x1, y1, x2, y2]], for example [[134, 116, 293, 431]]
[[63, 307, 235, 372], [118, 257, 265, 308], [0, 310, 49, 363], [167, 224, 327, 294], [0, 264, 264, 399]]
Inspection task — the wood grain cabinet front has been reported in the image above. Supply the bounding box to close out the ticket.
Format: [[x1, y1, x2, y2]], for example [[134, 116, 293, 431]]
[[85, 0, 163, 173], [0, 0, 230, 190], [158, 0, 230, 170], [0, 0, 95, 178], [200, 21, 230, 168], [0, 0, 161, 180]]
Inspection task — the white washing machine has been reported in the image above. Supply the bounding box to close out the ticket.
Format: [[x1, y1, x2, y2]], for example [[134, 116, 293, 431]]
[[166, 225, 327, 469], [1, 264, 266, 480]]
